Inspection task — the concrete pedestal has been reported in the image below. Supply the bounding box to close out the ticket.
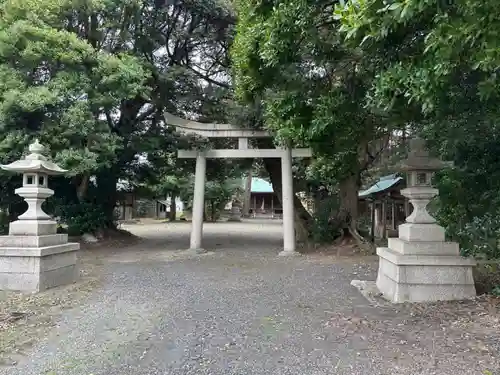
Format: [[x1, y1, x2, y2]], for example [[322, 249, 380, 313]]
[[0, 230, 79, 292], [376, 224, 476, 303]]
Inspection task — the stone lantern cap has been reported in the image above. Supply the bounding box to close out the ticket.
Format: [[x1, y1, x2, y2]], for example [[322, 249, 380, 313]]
[[0, 139, 67, 175], [398, 137, 448, 172]]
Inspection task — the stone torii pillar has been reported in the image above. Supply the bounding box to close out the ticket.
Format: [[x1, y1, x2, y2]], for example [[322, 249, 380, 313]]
[[280, 147, 295, 255], [190, 153, 206, 252], [164, 112, 312, 256]]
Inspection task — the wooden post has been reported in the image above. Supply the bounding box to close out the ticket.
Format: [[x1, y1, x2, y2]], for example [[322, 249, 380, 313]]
[[381, 198, 387, 240], [391, 201, 396, 230], [253, 195, 256, 218], [370, 200, 375, 243], [271, 194, 274, 218], [404, 198, 410, 220]]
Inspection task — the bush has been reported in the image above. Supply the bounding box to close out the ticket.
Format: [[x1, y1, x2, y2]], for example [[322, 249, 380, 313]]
[[55, 201, 108, 236], [474, 263, 500, 296], [493, 285, 500, 297], [0, 210, 8, 235], [454, 213, 500, 260], [310, 195, 342, 243]]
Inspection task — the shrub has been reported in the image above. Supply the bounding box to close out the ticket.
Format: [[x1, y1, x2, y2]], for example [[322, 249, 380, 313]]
[[55, 201, 108, 236], [492, 285, 500, 297], [310, 195, 342, 243], [454, 213, 500, 260], [0, 210, 8, 235], [474, 263, 500, 295]]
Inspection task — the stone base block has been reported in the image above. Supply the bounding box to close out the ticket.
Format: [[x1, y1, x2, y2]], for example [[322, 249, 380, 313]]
[[0, 234, 68, 248], [185, 248, 207, 255], [0, 242, 79, 292], [278, 250, 302, 257], [376, 247, 476, 303], [9, 220, 57, 236], [388, 238, 459, 256], [398, 223, 445, 242]]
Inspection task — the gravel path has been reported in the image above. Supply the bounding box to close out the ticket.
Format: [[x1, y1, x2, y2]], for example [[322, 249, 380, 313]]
[[2, 220, 499, 375]]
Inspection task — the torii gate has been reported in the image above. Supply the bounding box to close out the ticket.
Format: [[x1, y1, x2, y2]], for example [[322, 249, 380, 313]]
[[164, 112, 312, 256]]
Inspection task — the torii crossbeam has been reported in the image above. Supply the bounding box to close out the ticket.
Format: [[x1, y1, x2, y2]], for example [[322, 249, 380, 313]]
[[164, 112, 312, 256]]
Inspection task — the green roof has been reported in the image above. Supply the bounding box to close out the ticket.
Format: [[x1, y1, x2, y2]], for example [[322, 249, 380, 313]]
[[358, 174, 403, 198], [250, 177, 274, 193]]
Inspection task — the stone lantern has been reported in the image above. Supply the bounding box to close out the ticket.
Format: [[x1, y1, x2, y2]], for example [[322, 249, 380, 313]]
[[227, 199, 242, 222], [3, 140, 66, 229], [398, 137, 448, 226], [375, 137, 476, 303], [0, 140, 79, 292]]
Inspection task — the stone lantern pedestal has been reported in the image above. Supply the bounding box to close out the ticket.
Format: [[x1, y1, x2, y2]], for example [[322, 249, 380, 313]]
[[375, 138, 476, 303], [227, 200, 242, 222], [0, 140, 79, 292]]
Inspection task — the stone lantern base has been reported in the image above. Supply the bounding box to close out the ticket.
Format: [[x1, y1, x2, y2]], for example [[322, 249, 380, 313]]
[[376, 223, 476, 303], [0, 220, 79, 292], [227, 206, 242, 222]]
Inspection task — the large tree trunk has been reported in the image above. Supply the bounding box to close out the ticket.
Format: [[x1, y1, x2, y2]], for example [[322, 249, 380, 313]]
[[169, 195, 177, 221], [338, 172, 374, 251], [338, 173, 359, 228], [76, 174, 90, 202], [96, 169, 119, 230], [242, 172, 252, 217]]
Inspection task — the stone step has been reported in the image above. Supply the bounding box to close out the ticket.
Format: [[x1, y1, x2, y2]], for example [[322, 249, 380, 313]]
[[377, 247, 476, 266], [398, 223, 445, 242], [388, 238, 459, 255], [9, 220, 57, 236], [0, 234, 68, 248], [0, 242, 79, 257]]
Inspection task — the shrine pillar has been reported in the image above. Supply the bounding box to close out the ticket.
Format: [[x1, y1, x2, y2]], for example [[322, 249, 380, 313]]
[[279, 147, 299, 256], [189, 152, 206, 252]]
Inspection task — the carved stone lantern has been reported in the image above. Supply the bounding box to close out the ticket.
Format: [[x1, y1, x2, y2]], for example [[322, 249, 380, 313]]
[[2, 140, 66, 228], [374, 137, 476, 303], [228, 199, 242, 222], [398, 137, 448, 225], [0, 140, 79, 292]]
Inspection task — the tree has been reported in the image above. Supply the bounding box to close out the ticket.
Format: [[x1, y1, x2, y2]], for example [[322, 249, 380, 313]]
[[334, 0, 500, 259], [0, 0, 239, 232], [231, 0, 395, 244]]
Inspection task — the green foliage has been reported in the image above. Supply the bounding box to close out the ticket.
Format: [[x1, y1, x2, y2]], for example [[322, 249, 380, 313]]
[[423, 118, 500, 261], [334, 0, 500, 114], [55, 201, 109, 236], [205, 180, 240, 221], [0, 210, 9, 235], [232, 0, 401, 235], [332, 0, 500, 261], [492, 285, 500, 297], [309, 195, 342, 243], [0, 0, 240, 229], [451, 213, 500, 260], [180, 177, 242, 222]]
